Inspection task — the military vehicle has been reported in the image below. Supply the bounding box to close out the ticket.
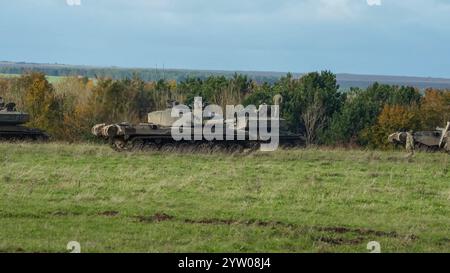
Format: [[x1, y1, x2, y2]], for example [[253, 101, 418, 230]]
[[92, 96, 305, 152], [0, 98, 49, 141], [388, 122, 450, 152]]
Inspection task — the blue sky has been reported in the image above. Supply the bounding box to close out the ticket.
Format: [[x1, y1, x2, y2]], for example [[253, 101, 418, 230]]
[[1, 0, 450, 77]]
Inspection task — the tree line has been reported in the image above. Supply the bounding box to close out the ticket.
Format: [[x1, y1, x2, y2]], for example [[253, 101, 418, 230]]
[[0, 71, 449, 147], [0, 64, 282, 84]]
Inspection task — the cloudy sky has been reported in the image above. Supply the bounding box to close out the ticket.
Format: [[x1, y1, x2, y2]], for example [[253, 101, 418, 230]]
[[1, 0, 450, 77]]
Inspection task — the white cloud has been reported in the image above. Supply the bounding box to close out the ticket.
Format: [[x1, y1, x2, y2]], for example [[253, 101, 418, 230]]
[[367, 0, 382, 6], [66, 0, 81, 6]]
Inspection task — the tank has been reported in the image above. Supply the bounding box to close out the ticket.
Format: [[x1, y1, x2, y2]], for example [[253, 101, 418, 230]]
[[388, 122, 450, 152], [0, 99, 49, 141], [92, 96, 305, 152]]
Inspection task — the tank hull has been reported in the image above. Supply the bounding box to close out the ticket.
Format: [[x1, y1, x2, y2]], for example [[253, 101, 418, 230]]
[[0, 112, 30, 125], [0, 125, 49, 141], [388, 123, 450, 153], [92, 123, 304, 152]]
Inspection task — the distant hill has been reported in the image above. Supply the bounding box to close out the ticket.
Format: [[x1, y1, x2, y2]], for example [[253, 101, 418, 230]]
[[1, 61, 450, 90]]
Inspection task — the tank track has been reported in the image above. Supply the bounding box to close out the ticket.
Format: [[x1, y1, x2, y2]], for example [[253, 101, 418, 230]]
[[108, 137, 303, 153], [0, 132, 49, 142], [415, 143, 440, 153]]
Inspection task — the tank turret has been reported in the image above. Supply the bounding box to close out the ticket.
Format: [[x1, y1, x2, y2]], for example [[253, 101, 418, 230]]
[[0, 102, 30, 125], [0, 97, 49, 141]]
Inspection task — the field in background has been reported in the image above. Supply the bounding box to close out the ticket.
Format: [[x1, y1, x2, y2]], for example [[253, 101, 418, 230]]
[[0, 143, 448, 253], [0, 73, 65, 84], [3, 61, 450, 89]]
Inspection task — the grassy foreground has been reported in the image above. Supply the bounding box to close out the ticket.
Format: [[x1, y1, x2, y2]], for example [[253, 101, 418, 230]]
[[0, 143, 448, 253]]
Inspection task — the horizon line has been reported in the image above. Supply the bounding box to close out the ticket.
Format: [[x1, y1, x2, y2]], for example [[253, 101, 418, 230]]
[[1, 60, 450, 81]]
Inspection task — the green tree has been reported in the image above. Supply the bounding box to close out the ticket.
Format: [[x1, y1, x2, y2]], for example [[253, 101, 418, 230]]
[[276, 71, 343, 144]]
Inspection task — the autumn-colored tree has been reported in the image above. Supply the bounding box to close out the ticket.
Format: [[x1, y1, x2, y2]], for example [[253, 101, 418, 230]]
[[76, 77, 154, 138], [364, 104, 422, 148], [20, 73, 64, 138], [53, 77, 94, 141], [420, 89, 450, 129], [0, 79, 8, 98]]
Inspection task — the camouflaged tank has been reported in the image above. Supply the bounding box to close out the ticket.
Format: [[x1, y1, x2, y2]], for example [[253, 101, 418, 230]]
[[0, 98, 49, 141], [92, 96, 305, 152], [388, 122, 450, 152]]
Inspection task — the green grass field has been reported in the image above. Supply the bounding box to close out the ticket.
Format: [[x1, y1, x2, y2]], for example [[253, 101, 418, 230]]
[[0, 73, 64, 84], [0, 143, 448, 253]]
